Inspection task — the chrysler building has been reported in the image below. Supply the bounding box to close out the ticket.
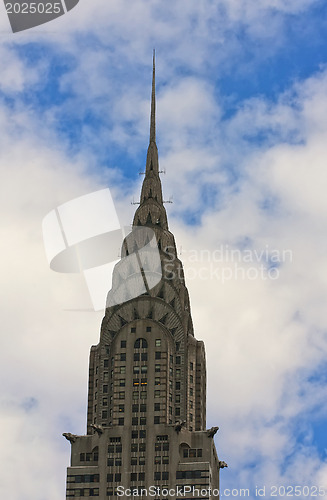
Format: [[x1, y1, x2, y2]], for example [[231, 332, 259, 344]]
[[64, 54, 224, 499]]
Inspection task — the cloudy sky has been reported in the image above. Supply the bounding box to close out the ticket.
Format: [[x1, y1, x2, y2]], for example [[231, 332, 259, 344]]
[[1, 0, 327, 498]]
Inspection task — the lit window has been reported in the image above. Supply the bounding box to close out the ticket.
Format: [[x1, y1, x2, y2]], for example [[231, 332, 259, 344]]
[[133, 366, 140, 373], [141, 366, 147, 373], [176, 369, 181, 379], [154, 456, 161, 464], [119, 379, 125, 387], [133, 391, 138, 400], [139, 456, 145, 465], [162, 456, 169, 464], [133, 379, 139, 386], [118, 392, 125, 399], [155, 364, 160, 372], [154, 390, 160, 398], [118, 405, 124, 412], [155, 339, 161, 347], [140, 391, 147, 399], [120, 367, 126, 374], [155, 378, 160, 385], [141, 379, 147, 385]]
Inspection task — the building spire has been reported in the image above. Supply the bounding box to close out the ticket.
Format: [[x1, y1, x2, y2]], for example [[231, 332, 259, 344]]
[[150, 49, 156, 144]]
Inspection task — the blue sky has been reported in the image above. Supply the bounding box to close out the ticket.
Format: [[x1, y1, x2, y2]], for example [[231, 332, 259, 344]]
[[1, 0, 327, 498]]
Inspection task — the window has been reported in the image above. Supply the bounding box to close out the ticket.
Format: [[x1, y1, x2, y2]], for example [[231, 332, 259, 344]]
[[141, 366, 147, 373], [190, 400, 193, 409], [190, 375, 193, 383], [118, 392, 125, 399], [162, 472, 169, 480], [139, 472, 145, 481], [140, 417, 146, 425], [176, 369, 181, 379], [139, 456, 145, 465], [155, 364, 160, 372], [133, 379, 139, 386], [176, 356, 181, 364], [118, 405, 124, 412], [80, 453, 85, 461], [134, 353, 140, 361], [107, 473, 113, 482], [134, 338, 147, 349], [154, 390, 160, 398], [121, 340, 126, 348], [119, 366, 126, 374], [104, 359, 109, 368], [141, 379, 147, 386], [176, 341, 180, 351], [119, 379, 125, 387], [103, 397, 108, 406], [107, 458, 114, 466], [190, 362, 193, 370], [139, 430, 146, 438], [154, 472, 160, 481], [155, 352, 161, 359], [155, 339, 161, 347], [175, 407, 180, 416], [103, 385, 108, 393], [132, 417, 138, 425], [133, 366, 140, 374], [141, 353, 148, 361], [104, 372, 109, 381], [155, 456, 161, 464], [131, 473, 137, 481], [176, 394, 180, 403], [115, 458, 122, 466], [139, 443, 146, 452], [133, 391, 138, 400], [163, 443, 169, 451], [116, 444, 122, 453], [189, 449, 196, 457], [155, 443, 161, 451], [162, 456, 169, 464], [131, 444, 138, 452], [131, 457, 137, 465], [102, 410, 108, 419], [131, 327, 136, 333], [155, 378, 160, 385], [154, 403, 160, 411], [190, 413, 193, 422], [140, 404, 147, 412], [176, 382, 180, 390], [190, 388, 193, 396], [118, 418, 124, 426], [132, 404, 139, 413], [120, 353, 126, 361], [115, 473, 121, 481], [140, 391, 147, 399], [146, 326, 152, 332], [169, 406, 172, 414], [154, 416, 160, 424], [132, 430, 138, 439]]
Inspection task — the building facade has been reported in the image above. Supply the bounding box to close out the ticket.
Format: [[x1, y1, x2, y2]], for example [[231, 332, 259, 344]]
[[64, 55, 224, 500]]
